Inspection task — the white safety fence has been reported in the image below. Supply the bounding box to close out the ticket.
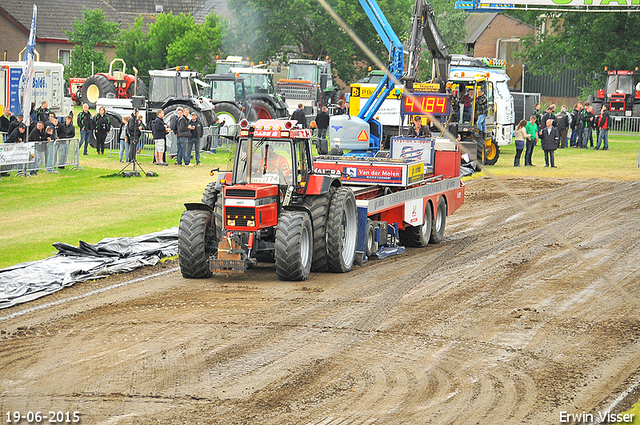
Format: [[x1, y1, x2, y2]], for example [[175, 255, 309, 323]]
[[608, 116, 640, 136], [0, 138, 83, 177]]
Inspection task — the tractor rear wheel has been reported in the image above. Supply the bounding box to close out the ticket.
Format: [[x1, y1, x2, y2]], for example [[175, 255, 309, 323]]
[[327, 187, 358, 273], [303, 193, 331, 272], [399, 201, 433, 247], [127, 78, 148, 98], [248, 99, 277, 121], [213, 102, 242, 136], [430, 196, 447, 244], [275, 211, 313, 281], [81, 75, 116, 109], [178, 210, 215, 278]]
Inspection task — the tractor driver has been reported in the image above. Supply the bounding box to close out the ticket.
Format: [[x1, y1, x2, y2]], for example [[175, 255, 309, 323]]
[[247, 143, 292, 184], [264, 144, 291, 179]]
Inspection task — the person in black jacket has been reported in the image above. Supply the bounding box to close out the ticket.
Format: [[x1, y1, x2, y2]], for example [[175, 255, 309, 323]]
[[0, 109, 15, 140], [581, 104, 595, 149], [77, 103, 93, 155], [291, 103, 307, 128], [152, 109, 168, 166], [127, 109, 143, 161], [56, 115, 75, 169], [28, 121, 47, 175], [93, 107, 111, 155], [176, 108, 191, 165], [35, 101, 51, 124], [555, 105, 569, 148], [540, 119, 559, 167], [7, 113, 23, 137], [569, 103, 581, 147], [407, 116, 431, 137], [186, 112, 204, 166], [315, 106, 330, 140], [5, 123, 26, 143]]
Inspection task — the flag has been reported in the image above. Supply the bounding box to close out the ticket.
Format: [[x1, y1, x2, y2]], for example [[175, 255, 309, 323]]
[[22, 4, 37, 127]]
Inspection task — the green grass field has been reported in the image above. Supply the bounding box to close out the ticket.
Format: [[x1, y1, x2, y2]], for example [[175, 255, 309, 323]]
[[1, 131, 639, 269]]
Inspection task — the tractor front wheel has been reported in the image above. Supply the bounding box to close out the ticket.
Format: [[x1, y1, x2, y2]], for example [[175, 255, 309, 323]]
[[275, 211, 313, 281], [81, 75, 116, 109], [178, 210, 216, 278], [327, 187, 358, 273]]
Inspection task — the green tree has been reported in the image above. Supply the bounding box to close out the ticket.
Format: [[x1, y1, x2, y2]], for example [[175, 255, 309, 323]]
[[65, 8, 120, 77], [519, 12, 640, 96], [117, 12, 225, 76], [226, 0, 466, 86]]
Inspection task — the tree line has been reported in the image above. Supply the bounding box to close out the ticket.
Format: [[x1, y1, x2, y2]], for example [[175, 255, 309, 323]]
[[65, 3, 640, 94], [65, 0, 466, 86]]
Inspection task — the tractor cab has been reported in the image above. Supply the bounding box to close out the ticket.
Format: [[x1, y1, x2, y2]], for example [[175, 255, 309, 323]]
[[233, 119, 314, 192]]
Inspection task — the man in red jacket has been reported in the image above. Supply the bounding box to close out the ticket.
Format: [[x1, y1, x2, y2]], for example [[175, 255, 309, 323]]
[[595, 104, 610, 151]]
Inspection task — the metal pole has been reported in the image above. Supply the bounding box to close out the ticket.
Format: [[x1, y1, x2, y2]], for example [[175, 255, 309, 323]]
[[637, 140, 640, 168]]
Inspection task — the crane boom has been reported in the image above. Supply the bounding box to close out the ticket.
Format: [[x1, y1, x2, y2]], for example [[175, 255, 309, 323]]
[[404, 0, 451, 88], [356, 0, 404, 123]]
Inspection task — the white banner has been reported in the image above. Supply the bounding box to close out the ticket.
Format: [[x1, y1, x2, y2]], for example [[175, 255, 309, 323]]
[[22, 4, 37, 127], [0, 143, 35, 165]]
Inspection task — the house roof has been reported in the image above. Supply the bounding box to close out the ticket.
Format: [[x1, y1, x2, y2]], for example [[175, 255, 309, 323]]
[[464, 13, 534, 45], [0, 0, 120, 41], [465, 13, 498, 45], [0, 0, 230, 42]]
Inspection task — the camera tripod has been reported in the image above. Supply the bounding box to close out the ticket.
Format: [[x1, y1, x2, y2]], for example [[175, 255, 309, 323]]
[[117, 156, 148, 177]]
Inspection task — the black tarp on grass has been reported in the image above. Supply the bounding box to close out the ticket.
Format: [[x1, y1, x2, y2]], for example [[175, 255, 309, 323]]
[[0, 228, 178, 309]]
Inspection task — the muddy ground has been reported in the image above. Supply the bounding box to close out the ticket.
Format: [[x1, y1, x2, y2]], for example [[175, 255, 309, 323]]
[[2, 176, 640, 425]]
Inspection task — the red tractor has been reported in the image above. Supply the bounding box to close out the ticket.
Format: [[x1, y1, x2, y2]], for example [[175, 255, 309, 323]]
[[80, 58, 147, 109], [589, 67, 640, 116]]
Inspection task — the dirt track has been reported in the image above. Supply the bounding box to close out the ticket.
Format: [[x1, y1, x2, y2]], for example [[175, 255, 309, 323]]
[[2, 176, 640, 425]]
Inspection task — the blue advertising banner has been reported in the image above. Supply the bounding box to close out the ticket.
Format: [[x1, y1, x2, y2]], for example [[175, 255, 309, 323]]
[[9, 67, 22, 116]]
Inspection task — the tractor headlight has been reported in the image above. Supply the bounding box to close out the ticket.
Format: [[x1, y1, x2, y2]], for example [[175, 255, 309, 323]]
[[247, 220, 255, 227], [227, 219, 235, 226]]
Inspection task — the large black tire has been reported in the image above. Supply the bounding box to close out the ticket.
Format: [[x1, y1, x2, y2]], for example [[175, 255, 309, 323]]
[[213, 102, 242, 136], [365, 219, 377, 258], [430, 196, 447, 244], [201, 184, 224, 241], [248, 99, 277, 121], [591, 101, 603, 115], [127, 78, 148, 98], [178, 210, 215, 278], [274, 211, 313, 281], [327, 187, 358, 273], [475, 132, 485, 164], [399, 201, 433, 247], [303, 193, 331, 272], [81, 75, 116, 109]]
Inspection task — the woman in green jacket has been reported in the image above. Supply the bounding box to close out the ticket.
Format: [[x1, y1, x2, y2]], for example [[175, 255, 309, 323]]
[[524, 115, 538, 167]]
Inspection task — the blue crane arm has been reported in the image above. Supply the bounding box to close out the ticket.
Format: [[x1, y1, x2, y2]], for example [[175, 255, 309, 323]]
[[357, 0, 404, 121]]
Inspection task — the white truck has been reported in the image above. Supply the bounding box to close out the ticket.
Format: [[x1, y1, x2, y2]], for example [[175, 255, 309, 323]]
[[0, 61, 73, 118]]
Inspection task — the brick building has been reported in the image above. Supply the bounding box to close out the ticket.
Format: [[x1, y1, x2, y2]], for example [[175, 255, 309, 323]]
[[0, 0, 230, 64], [465, 13, 533, 91]]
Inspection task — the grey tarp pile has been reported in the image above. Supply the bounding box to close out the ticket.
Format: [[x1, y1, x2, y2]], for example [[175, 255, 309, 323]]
[[0, 228, 178, 310]]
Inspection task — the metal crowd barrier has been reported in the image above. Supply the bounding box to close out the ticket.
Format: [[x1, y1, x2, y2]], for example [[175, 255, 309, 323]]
[[108, 125, 240, 160], [608, 116, 640, 136], [0, 138, 83, 177]]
